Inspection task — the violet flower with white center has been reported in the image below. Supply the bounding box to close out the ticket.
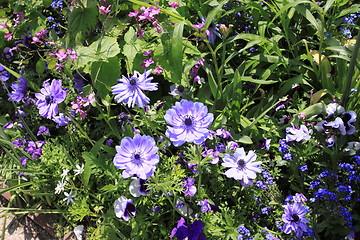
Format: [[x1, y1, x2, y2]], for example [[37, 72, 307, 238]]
[[282, 203, 309, 238], [113, 134, 159, 179], [285, 124, 312, 142], [111, 69, 158, 108], [164, 99, 214, 146], [35, 79, 67, 119], [182, 177, 197, 197], [8, 76, 28, 102], [114, 196, 136, 221], [129, 177, 149, 197], [222, 147, 262, 187]]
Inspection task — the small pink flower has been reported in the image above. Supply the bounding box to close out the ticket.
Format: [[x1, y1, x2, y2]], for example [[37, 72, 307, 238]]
[[51, 49, 67, 62], [141, 57, 154, 69], [136, 28, 145, 38], [192, 23, 204, 29], [154, 66, 163, 75], [143, 50, 153, 56], [4, 32, 13, 41], [99, 5, 111, 15], [128, 9, 139, 18], [152, 21, 162, 33], [168, 2, 179, 8]]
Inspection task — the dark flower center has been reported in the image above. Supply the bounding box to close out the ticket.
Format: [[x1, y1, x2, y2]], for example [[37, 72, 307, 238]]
[[177, 85, 184, 92], [129, 77, 137, 85], [134, 154, 140, 160], [342, 112, 352, 131], [291, 214, 300, 222], [184, 118, 192, 126], [124, 202, 136, 217], [237, 159, 245, 167], [45, 95, 54, 104]]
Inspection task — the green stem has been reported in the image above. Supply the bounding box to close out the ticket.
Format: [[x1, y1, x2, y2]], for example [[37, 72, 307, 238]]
[[195, 144, 203, 193], [342, 28, 360, 107], [64, 112, 95, 146]]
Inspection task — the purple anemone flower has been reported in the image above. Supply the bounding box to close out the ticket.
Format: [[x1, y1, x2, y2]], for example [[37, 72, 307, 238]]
[[35, 79, 67, 119], [164, 99, 214, 147], [113, 134, 159, 179], [111, 69, 158, 108], [114, 196, 136, 221], [8, 76, 28, 102], [282, 203, 309, 238], [222, 147, 262, 187], [0, 65, 10, 81], [285, 124, 312, 142], [170, 217, 206, 240]]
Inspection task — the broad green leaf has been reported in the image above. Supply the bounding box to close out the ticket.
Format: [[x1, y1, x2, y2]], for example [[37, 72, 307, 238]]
[[68, 5, 98, 44], [301, 102, 326, 117], [90, 57, 120, 98]]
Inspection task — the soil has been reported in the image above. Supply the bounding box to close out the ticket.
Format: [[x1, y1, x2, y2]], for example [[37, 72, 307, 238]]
[[0, 194, 75, 240]]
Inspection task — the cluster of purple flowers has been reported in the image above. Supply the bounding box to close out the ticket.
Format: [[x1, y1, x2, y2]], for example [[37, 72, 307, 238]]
[[278, 139, 292, 161], [182, 177, 197, 197], [255, 170, 274, 190], [237, 225, 252, 240], [170, 217, 206, 240], [12, 137, 46, 163]]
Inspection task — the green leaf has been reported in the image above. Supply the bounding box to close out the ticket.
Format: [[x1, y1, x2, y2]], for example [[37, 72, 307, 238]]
[[301, 102, 326, 118], [36, 60, 46, 75], [68, 5, 98, 44], [94, 36, 121, 60], [91, 57, 120, 98], [240, 76, 277, 84], [170, 21, 184, 85], [82, 151, 95, 188], [236, 135, 253, 144]]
